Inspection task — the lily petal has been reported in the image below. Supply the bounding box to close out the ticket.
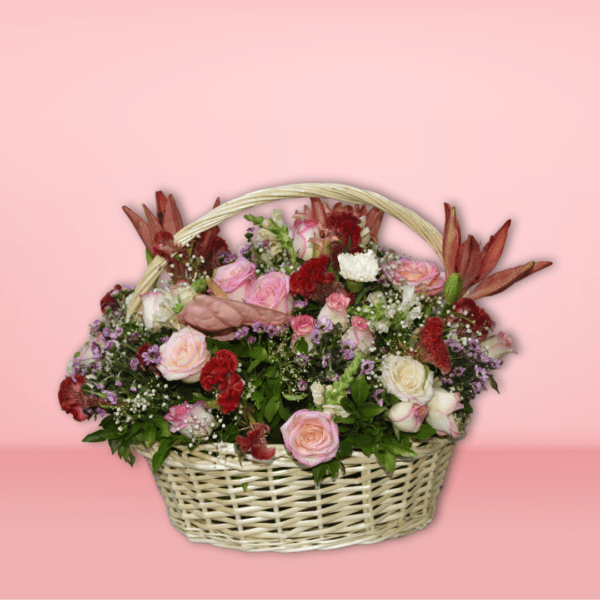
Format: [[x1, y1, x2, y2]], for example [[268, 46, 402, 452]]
[[479, 219, 511, 281], [465, 261, 552, 300], [442, 203, 461, 276]]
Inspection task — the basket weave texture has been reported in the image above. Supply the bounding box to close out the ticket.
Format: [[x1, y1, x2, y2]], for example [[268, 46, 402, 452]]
[[128, 183, 460, 551], [134, 438, 456, 552]]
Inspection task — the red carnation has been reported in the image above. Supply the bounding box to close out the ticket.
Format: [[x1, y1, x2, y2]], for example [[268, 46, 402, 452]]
[[200, 350, 240, 392], [417, 317, 452, 375], [217, 372, 244, 414], [448, 298, 493, 341], [290, 256, 336, 302], [100, 284, 122, 314], [58, 375, 103, 422], [236, 423, 276, 461]]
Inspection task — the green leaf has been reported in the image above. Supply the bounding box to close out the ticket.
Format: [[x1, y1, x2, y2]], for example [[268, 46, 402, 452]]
[[489, 374, 500, 393], [82, 429, 111, 443], [351, 375, 369, 405], [248, 359, 262, 372], [294, 337, 309, 354], [264, 396, 280, 422], [337, 440, 353, 459], [151, 436, 182, 474], [152, 417, 171, 438], [249, 346, 268, 361], [375, 448, 397, 474], [146, 249, 154, 265], [277, 402, 291, 421], [410, 423, 437, 440], [358, 404, 387, 419], [312, 463, 328, 486], [361, 443, 374, 457], [108, 437, 122, 454], [282, 392, 307, 401], [327, 459, 340, 480], [345, 433, 373, 448], [142, 424, 157, 447], [241, 482, 249, 492]]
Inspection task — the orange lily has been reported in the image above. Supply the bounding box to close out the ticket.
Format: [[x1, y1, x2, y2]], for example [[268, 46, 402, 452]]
[[442, 203, 552, 301], [123, 191, 184, 255]]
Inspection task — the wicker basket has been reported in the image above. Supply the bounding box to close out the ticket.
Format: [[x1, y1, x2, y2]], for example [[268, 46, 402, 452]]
[[127, 183, 462, 552]]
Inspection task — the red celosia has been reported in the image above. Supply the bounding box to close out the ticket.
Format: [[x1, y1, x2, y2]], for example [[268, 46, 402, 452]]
[[236, 423, 276, 461], [448, 298, 493, 341], [100, 284, 122, 315], [417, 317, 452, 375], [58, 375, 103, 422]]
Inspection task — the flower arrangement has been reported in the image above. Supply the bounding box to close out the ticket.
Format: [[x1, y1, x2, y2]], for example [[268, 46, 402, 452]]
[[59, 191, 551, 485]]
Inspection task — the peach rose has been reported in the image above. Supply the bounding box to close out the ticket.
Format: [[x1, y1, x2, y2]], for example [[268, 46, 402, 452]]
[[245, 271, 292, 313], [214, 256, 256, 298], [157, 326, 211, 383], [383, 258, 445, 295], [281, 409, 339, 467]]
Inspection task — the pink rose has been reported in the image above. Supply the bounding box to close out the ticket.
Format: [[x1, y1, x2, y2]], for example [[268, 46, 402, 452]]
[[245, 271, 292, 313], [214, 256, 257, 300], [481, 332, 517, 359], [290, 315, 316, 349], [387, 402, 429, 433], [164, 400, 216, 439], [317, 292, 351, 328], [383, 258, 445, 295], [342, 316, 375, 353], [140, 289, 166, 332], [281, 409, 340, 467], [157, 326, 211, 383], [425, 387, 464, 438], [292, 220, 320, 260]]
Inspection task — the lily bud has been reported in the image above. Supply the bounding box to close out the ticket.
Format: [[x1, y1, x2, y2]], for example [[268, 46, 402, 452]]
[[444, 272, 462, 305]]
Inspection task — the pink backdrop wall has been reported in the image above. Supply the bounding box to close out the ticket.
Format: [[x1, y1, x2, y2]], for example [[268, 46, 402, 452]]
[[1, 2, 599, 598]]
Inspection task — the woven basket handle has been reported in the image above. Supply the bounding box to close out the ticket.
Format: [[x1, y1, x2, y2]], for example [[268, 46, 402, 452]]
[[126, 183, 443, 317]]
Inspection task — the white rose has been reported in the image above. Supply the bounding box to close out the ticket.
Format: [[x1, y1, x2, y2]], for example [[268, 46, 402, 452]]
[[310, 381, 326, 406], [154, 283, 197, 330], [425, 386, 464, 438], [381, 355, 434, 405], [338, 249, 380, 282], [140, 290, 166, 332]]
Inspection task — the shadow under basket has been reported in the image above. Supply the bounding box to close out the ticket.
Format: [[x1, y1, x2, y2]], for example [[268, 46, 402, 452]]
[[133, 437, 457, 552]]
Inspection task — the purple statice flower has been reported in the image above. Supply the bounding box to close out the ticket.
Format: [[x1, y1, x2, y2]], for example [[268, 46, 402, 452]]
[[105, 340, 114, 350], [105, 391, 118, 405], [96, 408, 107, 419], [238, 244, 252, 255], [373, 388, 384, 407], [447, 340, 464, 353], [322, 353, 332, 368], [235, 326, 250, 340], [360, 360, 375, 376], [160, 335, 170, 344], [341, 338, 357, 351], [343, 349, 355, 360], [251, 322, 265, 333], [122, 285, 134, 291], [92, 320, 102, 333], [110, 327, 124, 339], [317, 317, 334, 333], [293, 299, 308, 309], [96, 383, 105, 391], [91, 342, 103, 359], [247, 335, 257, 344], [471, 381, 485, 394], [311, 329, 322, 345], [295, 353, 310, 366], [94, 361, 102, 371], [102, 327, 112, 339], [130, 386, 137, 392], [130, 358, 140, 372], [297, 379, 308, 391], [475, 365, 489, 381], [114, 381, 123, 387], [141, 344, 161, 365], [451, 366, 466, 377], [129, 331, 142, 343], [266, 324, 277, 338]]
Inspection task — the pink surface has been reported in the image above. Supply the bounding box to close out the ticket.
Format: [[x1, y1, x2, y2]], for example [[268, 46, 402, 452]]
[[1, 2, 599, 597], [1, 446, 599, 599]]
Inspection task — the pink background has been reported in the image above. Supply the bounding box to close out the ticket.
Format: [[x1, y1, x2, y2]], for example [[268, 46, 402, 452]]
[[1, 1, 598, 598]]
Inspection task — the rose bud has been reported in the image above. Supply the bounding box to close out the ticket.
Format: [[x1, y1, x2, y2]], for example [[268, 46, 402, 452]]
[[387, 401, 429, 433], [481, 332, 517, 360], [425, 387, 464, 438]]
